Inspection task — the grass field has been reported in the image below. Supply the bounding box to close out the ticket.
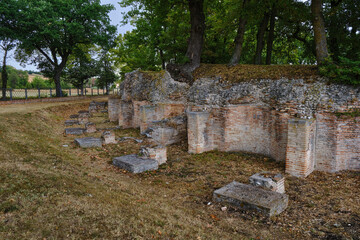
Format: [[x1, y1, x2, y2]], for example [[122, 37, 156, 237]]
[[0, 99, 359, 239]]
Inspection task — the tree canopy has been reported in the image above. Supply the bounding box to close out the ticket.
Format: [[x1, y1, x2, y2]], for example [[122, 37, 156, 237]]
[[0, 0, 117, 96], [114, 0, 359, 83], [1, 0, 359, 90]]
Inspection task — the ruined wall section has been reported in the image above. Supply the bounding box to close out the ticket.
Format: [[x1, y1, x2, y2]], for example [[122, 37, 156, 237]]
[[117, 70, 189, 129], [188, 78, 359, 118], [114, 70, 359, 175], [188, 105, 289, 162], [315, 113, 360, 172]]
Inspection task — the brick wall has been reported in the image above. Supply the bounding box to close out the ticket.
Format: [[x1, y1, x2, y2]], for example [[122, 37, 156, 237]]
[[315, 112, 360, 172], [286, 119, 316, 177], [187, 105, 289, 161], [118, 100, 150, 128], [187, 104, 359, 177]]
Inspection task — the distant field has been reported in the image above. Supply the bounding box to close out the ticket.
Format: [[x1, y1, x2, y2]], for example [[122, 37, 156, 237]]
[[0, 88, 108, 100]]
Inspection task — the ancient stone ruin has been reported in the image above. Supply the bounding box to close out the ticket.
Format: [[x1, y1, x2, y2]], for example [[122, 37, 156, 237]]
[[109, 69, 360, 178]]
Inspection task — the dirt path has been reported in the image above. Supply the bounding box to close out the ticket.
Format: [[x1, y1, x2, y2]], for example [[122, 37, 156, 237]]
[[0, 96, 107, 114]]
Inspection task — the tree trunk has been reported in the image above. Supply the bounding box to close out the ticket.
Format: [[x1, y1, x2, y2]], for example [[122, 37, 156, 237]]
[[81, 82, 84, 96], [1, 48, 9, 100], [328, 0, 342, 62], [185, 0, 205, 68], [311, 0, 329, 64], [266, 5, 276, 65], [229, 0, 248, 65], [159, 49, 166, 69], [254, 12, 270, 65]]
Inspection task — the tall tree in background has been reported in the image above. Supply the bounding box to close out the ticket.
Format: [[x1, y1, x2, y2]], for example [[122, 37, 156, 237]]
[[254, 12, 270, 65], [0, 0, 18, 100], [185, 0, 205, 68], [64, 45, 98, 95], [0, 40, 15, 100], [311, 0, 329, 64], [97, 50, 118, 94], [265, 3, 277, 65], [229, 0, 248, 65], [9, 0, 116, 97]]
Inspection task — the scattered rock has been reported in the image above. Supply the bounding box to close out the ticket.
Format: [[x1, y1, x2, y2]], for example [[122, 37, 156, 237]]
[[74, 137, 102, 148], [85, 122, 97, 133], [64, 128, 85, 135], [139, 145, 167, 165], [213, 181, 288, 217], [249, 172, 285, 193], [113, 154, 158, 173], [65, 120, 79, 126], [69, 114, 79, 119], [118, 137, 143, 143], [102, 131, 117, 144]]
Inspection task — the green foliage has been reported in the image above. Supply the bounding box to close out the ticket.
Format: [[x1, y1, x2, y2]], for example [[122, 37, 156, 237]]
[[0, 65, 29, 88], [63, 44, 98, 89], [30, 77, 51, 89], [2, 0, 116, 96], [96, 51, 118, 90], [319, 57, 360, 86]]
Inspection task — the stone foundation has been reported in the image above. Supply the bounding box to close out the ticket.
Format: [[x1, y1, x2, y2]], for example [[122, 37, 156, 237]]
[[108, 96, 121, 122], [249, 173, 285, 194], [118, 100, 150, 128], [85, 122, 97, 133], [187, 105, 360, 177], [102, 131, 117, 144], [111, 69, 360, 177], [140, 146, 167, 165]]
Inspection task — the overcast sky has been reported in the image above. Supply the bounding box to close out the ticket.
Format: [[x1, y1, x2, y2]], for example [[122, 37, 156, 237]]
[[3, 0, 133, 71]]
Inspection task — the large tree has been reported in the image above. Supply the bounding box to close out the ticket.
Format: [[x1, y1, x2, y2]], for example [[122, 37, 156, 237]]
[[8, 0, 116, 97], [64, 45, 98, 95], [0, 0, 18, 100], [311, 0, 329, 64], [185, 0, 205, 68]]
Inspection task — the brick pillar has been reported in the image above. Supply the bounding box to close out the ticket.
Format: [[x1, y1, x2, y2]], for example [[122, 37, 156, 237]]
[[108, 97, 121, 122], [187, 111, 210, 154], [286, 119, 316, 177], [118, 101, 134, 128], [140, 105, 157, 134]]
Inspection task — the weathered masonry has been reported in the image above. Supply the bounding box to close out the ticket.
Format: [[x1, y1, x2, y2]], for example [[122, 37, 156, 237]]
[[109, 69, 360, 177]]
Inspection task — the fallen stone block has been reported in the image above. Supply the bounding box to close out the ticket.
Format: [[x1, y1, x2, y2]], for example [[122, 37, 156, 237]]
[[64, 128, 85, 135], [213, 181, 288, 217], [89, 101, 107, 113], [143, 115, 187, 145], [65, 120, 79, 126], [70, 114, 79, 119], [85, 122, 97, 133], [118, 137, 143, 143], [139, 146, 167, 165], [249, 172, 285, 194], [102, 131, 117, 144], [113, 155, 158, 173], [74, 137, 103, 148], [78, 112, 89, 124]]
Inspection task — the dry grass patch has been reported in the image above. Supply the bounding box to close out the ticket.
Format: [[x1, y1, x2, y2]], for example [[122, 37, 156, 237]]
[[194, 64, 320, 83]]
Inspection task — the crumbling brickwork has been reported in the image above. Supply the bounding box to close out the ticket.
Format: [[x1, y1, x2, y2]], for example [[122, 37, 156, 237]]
[[111, 69, 360, 177]]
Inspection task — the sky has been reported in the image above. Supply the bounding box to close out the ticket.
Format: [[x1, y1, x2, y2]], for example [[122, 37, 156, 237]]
[[3, 0, 133, 72]]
